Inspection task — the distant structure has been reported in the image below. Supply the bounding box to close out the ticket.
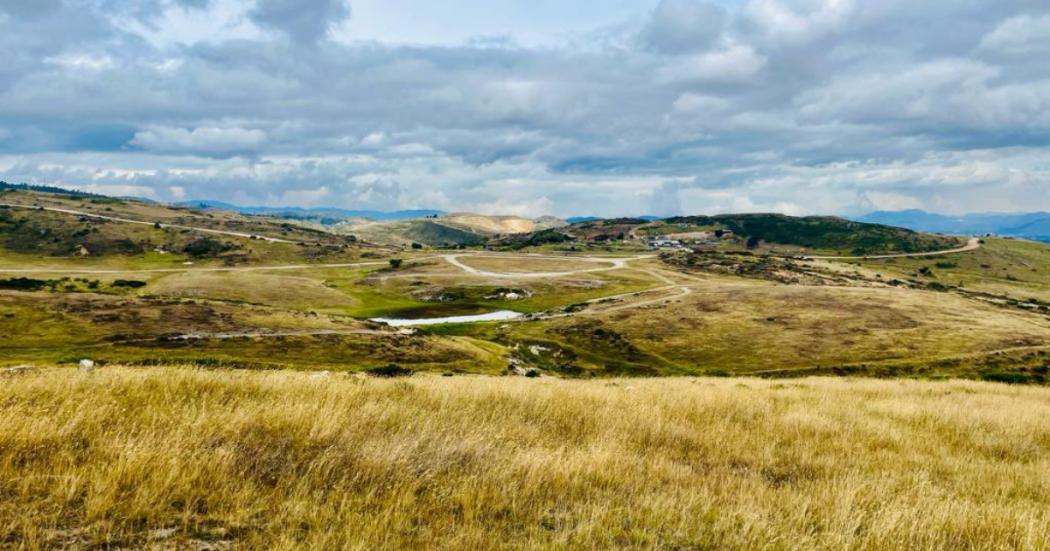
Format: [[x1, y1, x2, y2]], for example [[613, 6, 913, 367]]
[[648, 238, 682, 249], [648, 229, 733, 249]]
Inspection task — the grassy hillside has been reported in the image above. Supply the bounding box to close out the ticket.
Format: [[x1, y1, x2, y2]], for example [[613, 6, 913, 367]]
[[405, 220, 487, 246], [681, 214, 958, 254], [0, 284, 509, 372], [0, 190, 369, 267], [502, 214, 960, 255], [2, 368, 1049, 549], [845, 237, 1050, 302]]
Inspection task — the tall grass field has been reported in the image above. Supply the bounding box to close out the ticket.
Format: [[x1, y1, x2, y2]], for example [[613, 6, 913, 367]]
[[2, 367, 1049, 549]]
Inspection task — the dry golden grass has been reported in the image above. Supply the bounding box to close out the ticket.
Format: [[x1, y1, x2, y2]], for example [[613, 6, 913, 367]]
[[2, 368, 1050, 549], [147, 271, 358, 309], [574, 277, 1050, 373]]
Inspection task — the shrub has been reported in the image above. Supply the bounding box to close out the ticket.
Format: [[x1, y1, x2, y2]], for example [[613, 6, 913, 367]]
[[366, 364, 414, 378], [980, 371, 1030, 385], [182, 238, 236, 258], [112, 280, 147, 289], [0, 278, 48, 291]]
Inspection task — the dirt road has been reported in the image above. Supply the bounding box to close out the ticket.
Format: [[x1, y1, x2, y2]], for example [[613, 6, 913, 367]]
[[802, 238, 981, 261]]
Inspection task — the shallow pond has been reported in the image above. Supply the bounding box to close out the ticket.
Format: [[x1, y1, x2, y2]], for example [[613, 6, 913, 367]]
[[370, 310, 523, 327]]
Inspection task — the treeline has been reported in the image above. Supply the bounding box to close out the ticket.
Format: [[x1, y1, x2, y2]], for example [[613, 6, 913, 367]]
[[663, 214, 958, 254], [0, 181, 101, 198]]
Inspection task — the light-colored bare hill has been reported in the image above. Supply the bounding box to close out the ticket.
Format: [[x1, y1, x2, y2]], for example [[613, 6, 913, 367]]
[[441, 213, 566, 235], [333, 214, 567, 246]]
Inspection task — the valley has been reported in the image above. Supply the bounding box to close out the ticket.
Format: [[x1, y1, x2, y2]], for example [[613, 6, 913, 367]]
[[3, 186, 1049, 382]]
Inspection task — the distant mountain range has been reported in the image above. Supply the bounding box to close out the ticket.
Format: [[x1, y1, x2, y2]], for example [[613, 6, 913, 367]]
[[183, 201, 671, 226], [857, 210, 1050, 242], [178, 200, 444, 223]]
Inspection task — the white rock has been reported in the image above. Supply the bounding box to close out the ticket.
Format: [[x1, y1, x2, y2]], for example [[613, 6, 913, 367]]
[[78, 359, 95, 373]]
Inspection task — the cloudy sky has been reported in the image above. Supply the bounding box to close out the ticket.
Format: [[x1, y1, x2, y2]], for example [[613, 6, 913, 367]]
[[1, 0, 1048, 217]]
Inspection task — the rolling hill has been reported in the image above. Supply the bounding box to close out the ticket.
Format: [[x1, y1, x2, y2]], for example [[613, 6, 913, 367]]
[[0, 187, 367, 266], [334, 213, 567, 247], [178, 199, 443, 223], [496, 213, 961, 254]]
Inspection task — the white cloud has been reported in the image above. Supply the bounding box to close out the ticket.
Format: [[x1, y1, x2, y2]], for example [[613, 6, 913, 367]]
[[45, 53, 115, 71], [743, 0, 857, 46], [861, 191, 925, 211], [979, 15, 1050, 56], [72, 183, 158, 198], [131, 126, 269, 155], [672, 93, 731, 114], [463, 197, 555, 218], [657, 44, 767, 83]]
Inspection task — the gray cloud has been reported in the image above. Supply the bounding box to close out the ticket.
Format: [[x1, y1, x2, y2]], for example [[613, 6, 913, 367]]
[[249, 0, 349, 43], [1, 0, 1049, 216], [640, 0, 726, 54]]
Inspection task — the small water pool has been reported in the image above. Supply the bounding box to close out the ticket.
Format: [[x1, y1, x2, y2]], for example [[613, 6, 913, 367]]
[[370, 310, 524, 327]]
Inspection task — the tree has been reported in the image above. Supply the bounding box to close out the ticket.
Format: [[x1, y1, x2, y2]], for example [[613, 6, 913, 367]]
[[389, 258, 403, 269], [746, 236, 761, 249]]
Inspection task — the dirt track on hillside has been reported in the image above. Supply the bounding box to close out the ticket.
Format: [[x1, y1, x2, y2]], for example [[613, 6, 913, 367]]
[[0, 203, 295, 243], [802, 238, 981, 260]]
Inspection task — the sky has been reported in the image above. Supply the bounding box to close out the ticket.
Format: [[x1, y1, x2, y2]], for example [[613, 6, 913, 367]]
[[0, 0, 1049, 217]]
